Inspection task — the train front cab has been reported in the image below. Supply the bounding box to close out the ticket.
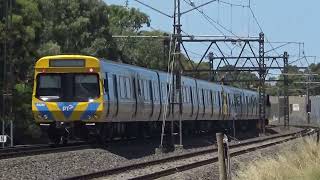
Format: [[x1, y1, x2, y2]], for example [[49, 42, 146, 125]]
[[32, 55, 104, 144]]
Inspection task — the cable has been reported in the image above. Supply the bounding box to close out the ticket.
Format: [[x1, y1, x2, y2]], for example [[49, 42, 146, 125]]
[[218, 0, 249, 7], [249, 6, 280, 56], [131, 0, 173, 18]]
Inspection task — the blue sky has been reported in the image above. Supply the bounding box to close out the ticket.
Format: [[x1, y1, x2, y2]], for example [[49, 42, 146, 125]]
[[104, 0, 320, 73]]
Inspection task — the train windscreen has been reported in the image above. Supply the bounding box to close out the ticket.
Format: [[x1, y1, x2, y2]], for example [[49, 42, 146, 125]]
[[36, 73, 100, 102]]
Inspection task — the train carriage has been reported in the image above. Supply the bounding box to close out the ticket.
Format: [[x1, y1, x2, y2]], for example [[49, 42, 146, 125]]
[[32, 55, 268, 144]]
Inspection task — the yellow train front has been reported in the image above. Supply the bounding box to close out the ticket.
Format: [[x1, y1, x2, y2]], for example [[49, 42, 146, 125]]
[[32, 55, 105, 144]]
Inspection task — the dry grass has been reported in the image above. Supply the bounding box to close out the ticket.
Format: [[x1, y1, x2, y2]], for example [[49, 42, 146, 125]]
[[234, 137, 320, 180]]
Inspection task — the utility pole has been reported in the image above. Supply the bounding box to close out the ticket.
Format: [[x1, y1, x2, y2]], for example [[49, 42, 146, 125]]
[[283, 52, 289, 129], [171, 0, 183, 149], [306, 73, 311, 124], [258, 32, 266, 134]]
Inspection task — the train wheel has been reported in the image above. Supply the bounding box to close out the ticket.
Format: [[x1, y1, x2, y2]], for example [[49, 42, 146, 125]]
[[48, 125, 61, 145], [61, 136, 68, 145]]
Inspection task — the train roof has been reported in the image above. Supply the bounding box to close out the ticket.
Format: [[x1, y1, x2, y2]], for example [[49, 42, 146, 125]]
[[100, 58, 259, 95]]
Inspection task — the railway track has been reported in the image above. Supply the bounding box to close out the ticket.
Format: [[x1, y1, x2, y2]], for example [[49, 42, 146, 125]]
[[63, 127, 315, 180], [0, 142, 91, 160]]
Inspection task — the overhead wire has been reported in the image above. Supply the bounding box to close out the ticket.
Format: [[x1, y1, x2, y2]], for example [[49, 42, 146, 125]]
[[248, 6, 280, 56], [184, 0, 260, 63], [131, 0, 173, 18]]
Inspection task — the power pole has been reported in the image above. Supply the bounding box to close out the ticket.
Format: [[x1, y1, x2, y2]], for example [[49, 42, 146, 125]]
[[283, 52, 289, 128], [171, 0, 183, 149], [258, 32, 266, 134], [306, 73, 311, 124]]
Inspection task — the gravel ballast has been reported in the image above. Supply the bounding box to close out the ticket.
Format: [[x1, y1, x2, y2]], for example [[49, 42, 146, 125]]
[[0, 126, 303, 179], [160, 137, 308, 180]]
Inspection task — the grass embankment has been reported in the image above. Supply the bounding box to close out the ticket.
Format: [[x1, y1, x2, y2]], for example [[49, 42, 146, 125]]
[[234, 137, 320, 180]]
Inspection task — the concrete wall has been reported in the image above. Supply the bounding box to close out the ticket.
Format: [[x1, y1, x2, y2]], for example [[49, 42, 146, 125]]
[[269, 96, 320, 126]]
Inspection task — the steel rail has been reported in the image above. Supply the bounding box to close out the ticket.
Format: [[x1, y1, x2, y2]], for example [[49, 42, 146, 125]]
[[63, 128, 314, 180], [131, 128, 315, 180], [0, 142, 91, 159]]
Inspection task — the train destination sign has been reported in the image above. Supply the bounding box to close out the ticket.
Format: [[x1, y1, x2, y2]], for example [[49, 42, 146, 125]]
[[49, 59, 85, 67]]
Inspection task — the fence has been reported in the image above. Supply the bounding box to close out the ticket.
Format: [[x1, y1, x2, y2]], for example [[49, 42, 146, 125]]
[[269, 96, 320, 127]]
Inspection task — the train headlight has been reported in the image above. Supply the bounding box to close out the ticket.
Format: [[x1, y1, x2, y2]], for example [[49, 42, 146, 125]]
[[38, 114, 48, 120]]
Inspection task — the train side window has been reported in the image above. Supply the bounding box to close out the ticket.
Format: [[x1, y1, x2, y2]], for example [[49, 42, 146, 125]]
[[156, 82, 159, 101], [167, 83, 171, 102], [208, 90, 211, 105], [153, 81, 157, 101], [119, 76, 126, 99], [127, 77, 130, 98], [219, 92, 222, 106], [181, 86, 185, 103], [183, 86, 189, 103], [137, 79, 141, 96], [211, 91, 215, 105], [204, 90, 207, 105], [148, 80, 153, 102], [206, 90, 209, 105], [246, 96, 249, 112], [193, 87, 197, 104], [189, 87, 193, 104], [184, 87, 188, 103], [199, 89, 204, 105], [144, 80, 148, 101], [142, 80, 146, 98], [113, 74, 118, 100], [202, 89, 205, 105], [161, 83, 167, 101], [187, 86, 191, 103], [198, 89, 201, 104], [142, 80, 149, 101], [104, 73, 109, 94], [210, 91, 213, 106]]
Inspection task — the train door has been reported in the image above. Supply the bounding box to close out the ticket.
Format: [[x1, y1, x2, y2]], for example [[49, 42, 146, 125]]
[[136, 77, 153, 121], [116, 75, 135, 121], [135, 75, 144, 121], [152, 80, 161, 121], [105, 73, 118, 119]]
